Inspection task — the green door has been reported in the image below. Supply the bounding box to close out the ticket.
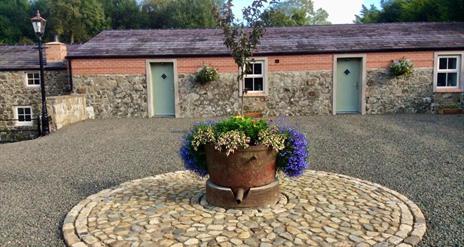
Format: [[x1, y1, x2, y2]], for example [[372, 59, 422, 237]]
[[336, 58, 361, 113], [151, 63, 175, 116]]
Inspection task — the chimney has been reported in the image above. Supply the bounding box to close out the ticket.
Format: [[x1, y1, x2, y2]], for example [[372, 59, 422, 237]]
[[45, 39, 67, 62]]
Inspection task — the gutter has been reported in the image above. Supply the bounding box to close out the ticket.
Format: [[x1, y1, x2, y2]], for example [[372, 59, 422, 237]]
[[0, 67, 66, 72]]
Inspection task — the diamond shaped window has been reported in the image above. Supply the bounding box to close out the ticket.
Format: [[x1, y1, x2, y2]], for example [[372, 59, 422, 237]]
[[161, 74, 167, 79]]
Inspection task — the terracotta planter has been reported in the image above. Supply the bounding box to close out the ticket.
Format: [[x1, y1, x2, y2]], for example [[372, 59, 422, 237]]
[[243, 111, 263, 118], [205, 144, 277, 188], [205, 144, 280, 208], [438, 108, 463, 114]]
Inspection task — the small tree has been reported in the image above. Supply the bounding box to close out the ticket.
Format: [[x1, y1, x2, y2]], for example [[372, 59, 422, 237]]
[[214, 0, 275, 115]]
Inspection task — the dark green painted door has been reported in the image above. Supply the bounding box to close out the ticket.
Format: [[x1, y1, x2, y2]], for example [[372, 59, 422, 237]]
[[336, 58, 361, 113], [151, 63, 175, 116]]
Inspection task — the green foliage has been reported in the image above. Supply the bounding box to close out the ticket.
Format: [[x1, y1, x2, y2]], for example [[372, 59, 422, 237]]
[[262, 0, 330, 26], [356, 0, 464, 23], [0, 0, 34, 44], [214, 0, 271, 114], [102, 0, 141, 29], [390, 58, 414, 77], [44, 0, 108, 43], [0, 0, 225, 44], [215, 130, 251, 155], [214, 0, 270, 74], [355, 4, 381, 23], [194, 65, 219, 84], [190, 125, 216, 151], [140, 0, 224, 29], [187, 116, 286, 156], [214, 116, 269, 144]]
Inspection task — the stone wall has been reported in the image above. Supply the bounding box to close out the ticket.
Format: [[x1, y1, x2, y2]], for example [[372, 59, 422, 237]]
[[47, 95, 88, 131], [70, 67, 459, 119], [0, 70, 69, 142], [0, 70, 69, 119], [0, 128, 40, 143], [73, 75, 148, 118], [266, 72, 332, 116], [433, 93, 462, 107], [177, 71, 333, 118], [74, 71, 333, 119], [365, 69, 434, 114], [177, 74, 239, 117]]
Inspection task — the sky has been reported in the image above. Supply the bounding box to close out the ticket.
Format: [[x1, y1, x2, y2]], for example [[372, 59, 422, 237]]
[[232, 0, 381, 24]]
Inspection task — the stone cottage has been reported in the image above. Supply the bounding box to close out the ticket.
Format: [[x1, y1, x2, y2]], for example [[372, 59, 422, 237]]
[[66, 22, 464, 118], [2, 22, 464, 130], [0, 42, 73, 141]]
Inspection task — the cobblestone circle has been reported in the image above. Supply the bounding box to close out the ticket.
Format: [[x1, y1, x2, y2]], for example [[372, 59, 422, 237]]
[[63, 171, 426, 247]]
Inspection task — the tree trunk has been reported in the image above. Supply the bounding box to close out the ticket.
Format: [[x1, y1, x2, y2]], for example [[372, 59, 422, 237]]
[[239, 65, 245, 116]]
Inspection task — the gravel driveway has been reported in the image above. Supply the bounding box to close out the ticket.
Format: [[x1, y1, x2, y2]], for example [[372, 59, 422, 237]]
[[0, 115, 462, 246]]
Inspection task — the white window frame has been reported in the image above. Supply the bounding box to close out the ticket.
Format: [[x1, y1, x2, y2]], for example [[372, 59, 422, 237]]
[[240, 58, 268, 96], [434, 52, 464, 92], [14, 106, 34, 127], [24, 71, 41, 88]]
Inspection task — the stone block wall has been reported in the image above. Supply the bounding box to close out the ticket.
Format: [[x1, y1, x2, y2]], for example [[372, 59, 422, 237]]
[[0, 128, 39, 143], [73, 75, 148, 118], [433, 93, 462, 107], [365, 69, 434, 114], [177, 71, 332, 118], [177, 73, 239, 117], [266, 71, 332, 116], [0, 69, 69, 142], [47, 95, 88, 131]]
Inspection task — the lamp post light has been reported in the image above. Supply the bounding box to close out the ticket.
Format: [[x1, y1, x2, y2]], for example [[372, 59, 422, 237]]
[[31, 10, 49, 135]]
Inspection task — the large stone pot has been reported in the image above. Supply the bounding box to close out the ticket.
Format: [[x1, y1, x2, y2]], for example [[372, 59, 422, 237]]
[[205, 144, 280, 208]]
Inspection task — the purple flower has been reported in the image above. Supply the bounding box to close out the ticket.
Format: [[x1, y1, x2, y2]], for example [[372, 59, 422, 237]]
[[179, 121, 214, 177], [277, 127, 310, 177]]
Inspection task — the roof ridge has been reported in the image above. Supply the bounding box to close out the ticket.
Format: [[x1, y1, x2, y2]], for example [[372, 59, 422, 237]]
[[98, 22, 464, 32]]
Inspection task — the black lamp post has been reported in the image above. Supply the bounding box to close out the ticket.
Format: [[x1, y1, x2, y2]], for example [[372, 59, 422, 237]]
[[31, 10, 49, 135]]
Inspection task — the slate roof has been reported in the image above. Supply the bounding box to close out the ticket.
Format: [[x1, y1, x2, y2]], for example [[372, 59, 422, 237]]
[[68, 22, 464, 58], [0, 44, 79, 71]]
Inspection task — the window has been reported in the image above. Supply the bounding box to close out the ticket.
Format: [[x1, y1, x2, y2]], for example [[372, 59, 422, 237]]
[[436, 55, 460, 88], [26, 72, 40, 87], [14, 106, 33, 126], [244, 61, 265, 93]]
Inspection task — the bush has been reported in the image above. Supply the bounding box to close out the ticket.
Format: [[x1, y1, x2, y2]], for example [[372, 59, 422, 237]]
[[179, 116, 310, 177], [194, 65, 219, 84], [390, 58, 414, 77]]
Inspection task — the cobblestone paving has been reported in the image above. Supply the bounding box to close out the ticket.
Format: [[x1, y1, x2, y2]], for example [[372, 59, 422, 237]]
[[63, 171, 426, 247]]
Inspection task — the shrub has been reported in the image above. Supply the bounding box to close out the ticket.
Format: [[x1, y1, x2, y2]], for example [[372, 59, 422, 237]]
[[179, 116, 310, 177], [390, 58, 414, 77], [194, 65, 219, 84]]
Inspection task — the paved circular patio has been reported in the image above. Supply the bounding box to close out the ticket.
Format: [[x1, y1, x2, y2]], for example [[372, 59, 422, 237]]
[[63, 171, 426, 247]]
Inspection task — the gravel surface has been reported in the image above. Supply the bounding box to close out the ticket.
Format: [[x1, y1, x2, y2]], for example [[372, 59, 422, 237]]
[[0, 115, 462, 246]]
